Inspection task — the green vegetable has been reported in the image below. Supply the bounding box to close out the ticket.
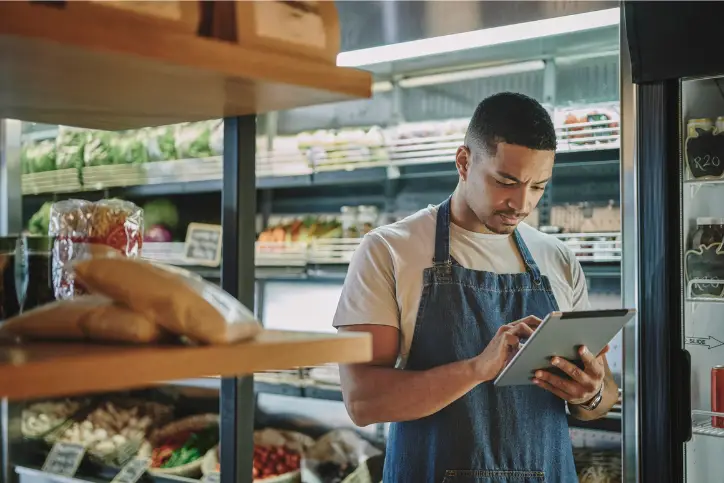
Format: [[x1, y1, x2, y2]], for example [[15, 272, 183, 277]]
[[21, 140, 56, 174], [146, 126, 177, 161], [142, 199, 179, 230], [27, 202, 53, 235], [84, 131, 115, 166], [111, 132, 149, 165], [175, 122, 214, 159], [55, 127, 85, 170], [161, 424, 218, 469]]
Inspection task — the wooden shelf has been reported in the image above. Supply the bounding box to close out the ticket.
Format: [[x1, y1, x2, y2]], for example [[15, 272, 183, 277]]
[[0, 2, 371, 130], [0, 330, 371, 401]]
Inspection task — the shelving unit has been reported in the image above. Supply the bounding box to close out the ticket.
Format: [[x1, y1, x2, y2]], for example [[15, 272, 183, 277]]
[[0, 2, 373, 483]]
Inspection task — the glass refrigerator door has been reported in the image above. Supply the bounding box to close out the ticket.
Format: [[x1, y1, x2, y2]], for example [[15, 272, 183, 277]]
[[682, 77, 724, 480]]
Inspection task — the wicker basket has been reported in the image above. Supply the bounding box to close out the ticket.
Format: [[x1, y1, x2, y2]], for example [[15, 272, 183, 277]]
[[139, 413, 219, 478], [201, 429, 315, 483]]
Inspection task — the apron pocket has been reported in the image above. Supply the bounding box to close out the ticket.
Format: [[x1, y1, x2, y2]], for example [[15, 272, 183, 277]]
[[442, 469, 546, 482]]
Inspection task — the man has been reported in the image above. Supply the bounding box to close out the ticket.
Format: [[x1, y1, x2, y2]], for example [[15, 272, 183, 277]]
[[333, 92, 618, 482]]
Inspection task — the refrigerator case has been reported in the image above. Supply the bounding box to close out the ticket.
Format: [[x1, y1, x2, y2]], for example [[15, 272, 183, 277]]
[[624, 2, 724, 482]]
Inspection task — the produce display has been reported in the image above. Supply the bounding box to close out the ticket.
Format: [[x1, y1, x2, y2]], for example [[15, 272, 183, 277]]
[[22, 399, 85, 439], [258, 216, 342, 243], [49, 199, 143, 299], [56, 400, 170, 464], [556, 105, 620, 147], [142, 198, 180, 242], [27, 202, 53, 236], [21, 140, 56, 174], [252, 444, 302, 480], [150, 424, 218, 470]]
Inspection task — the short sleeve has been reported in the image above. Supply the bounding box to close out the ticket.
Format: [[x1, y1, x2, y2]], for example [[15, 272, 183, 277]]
[[332, 232, 400, 329], [569, 251, 591, 311]]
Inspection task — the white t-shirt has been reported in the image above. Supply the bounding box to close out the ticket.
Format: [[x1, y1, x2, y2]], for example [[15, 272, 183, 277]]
[[332, 205, 590, 368]]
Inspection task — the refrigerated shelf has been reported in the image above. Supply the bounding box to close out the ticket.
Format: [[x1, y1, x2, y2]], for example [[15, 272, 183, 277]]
[[691, 410, 724, 438]]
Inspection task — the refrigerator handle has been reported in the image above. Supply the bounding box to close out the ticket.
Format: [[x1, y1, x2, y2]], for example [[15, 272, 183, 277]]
[[679, 349, 692, 443]]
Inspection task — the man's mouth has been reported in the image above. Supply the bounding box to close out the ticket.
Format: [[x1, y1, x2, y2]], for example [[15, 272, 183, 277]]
[[498, 213, 524, 224]]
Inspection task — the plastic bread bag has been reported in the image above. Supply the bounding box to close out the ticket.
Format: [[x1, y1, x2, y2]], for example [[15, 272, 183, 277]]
[[0, 294, 169, 343], [49, 199, 143, 300], [301, 429, 382, 483], [71, 256, 262, 345]]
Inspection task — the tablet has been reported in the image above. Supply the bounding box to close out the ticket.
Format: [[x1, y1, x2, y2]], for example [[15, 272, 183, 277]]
[[493, 309, 635, 387]]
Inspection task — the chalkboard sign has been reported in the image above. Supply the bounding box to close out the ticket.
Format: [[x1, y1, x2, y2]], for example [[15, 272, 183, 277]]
[[686, 130, 724, 179], [41, 442, 85, 477], [184, 223, 222, 267], [111, 457, 150, 483], [685, 243, 724, 297], [201, 471, 221, 483]]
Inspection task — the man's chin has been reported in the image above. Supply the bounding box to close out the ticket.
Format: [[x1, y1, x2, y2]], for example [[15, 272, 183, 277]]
[[484, 223, 517, 235]]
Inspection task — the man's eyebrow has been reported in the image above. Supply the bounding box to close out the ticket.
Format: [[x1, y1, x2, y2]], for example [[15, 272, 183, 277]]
[[495, 171, 551, 185]]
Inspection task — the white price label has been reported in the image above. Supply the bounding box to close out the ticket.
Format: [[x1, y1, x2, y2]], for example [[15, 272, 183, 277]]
[[41, 442, 85, 477], [201, 471, 221, 483], [111, 457, 150, 483]]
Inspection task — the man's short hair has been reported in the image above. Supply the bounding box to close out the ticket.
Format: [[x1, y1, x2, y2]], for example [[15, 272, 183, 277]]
[[465, 92, 556, 156]]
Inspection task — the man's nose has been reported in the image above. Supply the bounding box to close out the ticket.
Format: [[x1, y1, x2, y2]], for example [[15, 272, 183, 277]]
[[508, 186, 530, 212]]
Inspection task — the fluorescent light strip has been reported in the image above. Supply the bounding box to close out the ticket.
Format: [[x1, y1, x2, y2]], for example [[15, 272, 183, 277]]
[[337, 7, 620, 68], [398, 60, 545, 89]]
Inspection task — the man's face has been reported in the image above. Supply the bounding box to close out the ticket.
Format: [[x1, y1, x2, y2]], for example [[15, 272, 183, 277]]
[[456, 142, 555, 234]]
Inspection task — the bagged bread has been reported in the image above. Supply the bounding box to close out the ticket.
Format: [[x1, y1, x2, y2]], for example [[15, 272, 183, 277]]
[[72, 257, 261, 344], [0, 295, 167, 343]]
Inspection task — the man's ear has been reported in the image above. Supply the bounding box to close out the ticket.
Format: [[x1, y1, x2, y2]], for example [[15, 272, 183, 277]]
[[455, 146, 471, 181]]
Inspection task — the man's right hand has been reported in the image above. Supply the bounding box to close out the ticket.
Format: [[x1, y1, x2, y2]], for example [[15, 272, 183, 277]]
[[471, 316, 542, 383]]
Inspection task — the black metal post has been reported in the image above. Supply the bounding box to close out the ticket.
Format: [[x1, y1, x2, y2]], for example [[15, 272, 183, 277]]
[[220, 116, 257, 483]]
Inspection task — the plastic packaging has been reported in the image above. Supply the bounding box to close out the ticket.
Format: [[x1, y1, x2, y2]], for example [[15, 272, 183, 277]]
[[302, 430, 382, 483], [0, 295, 168, 343], [49, 199, 143, 299], [72, 257, 262, 345]]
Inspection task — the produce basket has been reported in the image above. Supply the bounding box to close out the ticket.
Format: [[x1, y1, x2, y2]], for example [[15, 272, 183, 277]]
[[573, 448, 622, 483], [201, 429, 315, 482], [44, 398, 173, 469], [21, 399, 89, 442], [139, 413, 219, 478]]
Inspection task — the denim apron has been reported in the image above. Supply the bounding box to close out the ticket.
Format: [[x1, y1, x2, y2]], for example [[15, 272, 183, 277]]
[[383, 197, 577, 483]]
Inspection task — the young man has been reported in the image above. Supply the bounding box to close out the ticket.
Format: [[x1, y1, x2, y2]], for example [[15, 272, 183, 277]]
[[333, 92, 618, 482]]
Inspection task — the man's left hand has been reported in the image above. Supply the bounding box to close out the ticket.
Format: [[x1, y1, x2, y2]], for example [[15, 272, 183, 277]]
[[532, 345, 607, 405]]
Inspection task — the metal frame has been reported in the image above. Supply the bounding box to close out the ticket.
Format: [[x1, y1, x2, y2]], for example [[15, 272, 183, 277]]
[[619, 10, 640, 482], [219, 116, 257, 483]]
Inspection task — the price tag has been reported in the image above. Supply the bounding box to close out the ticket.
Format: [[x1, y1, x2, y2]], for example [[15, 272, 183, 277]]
[[184, 223, 222, 267], [111, 457, 150, 483], [41, 442, 85, 477], [686, 131, 724, 179], [201, 471, 221, 483]]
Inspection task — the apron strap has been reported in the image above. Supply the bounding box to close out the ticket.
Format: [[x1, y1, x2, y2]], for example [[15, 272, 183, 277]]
[[433, 196, 453, 265], [513, 229, 543, 284], [435, 195, 543, 284]]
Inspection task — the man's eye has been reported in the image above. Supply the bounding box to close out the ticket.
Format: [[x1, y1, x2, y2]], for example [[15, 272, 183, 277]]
[[532, 185, 547, 191], [495, 180, 516, 187]]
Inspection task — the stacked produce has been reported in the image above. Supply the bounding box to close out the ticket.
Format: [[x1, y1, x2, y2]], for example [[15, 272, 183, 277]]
[[19, 121, 222, 176], [49, 199, 143, 299], [22, 399, 86, 439], [258, 216, 342, 244], [54, 400, 172, 466], [252, 444, 302, 480], [142, 199, 180, 242], [556, 106, 620, 147], [296, 126, 387, 167]]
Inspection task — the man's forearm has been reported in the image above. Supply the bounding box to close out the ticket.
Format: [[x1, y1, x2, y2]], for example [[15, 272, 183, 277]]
[[569, 371, 618, 421], [340, 359, 482, 426]]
